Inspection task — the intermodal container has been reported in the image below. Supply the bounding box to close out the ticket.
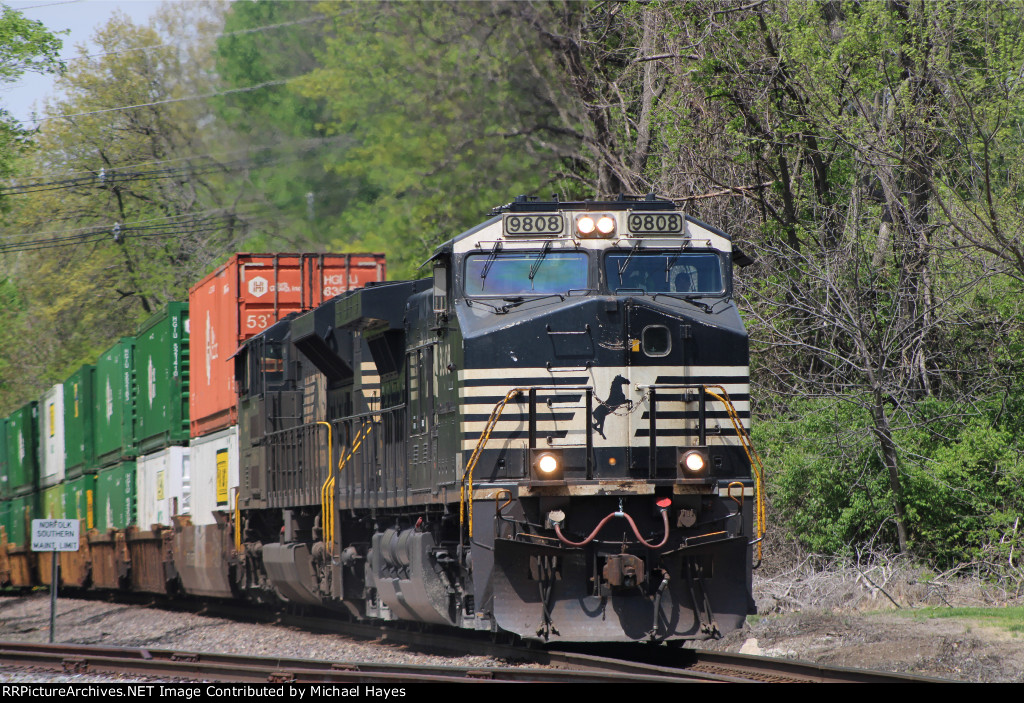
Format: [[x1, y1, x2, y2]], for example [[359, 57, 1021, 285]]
[[188, 425, 238, 526], [42, 484, 64, 518], [3, 493, 33, 546], [188, 253, 386, 437], [136, 446, 189, 528], [64, 364, 96, 478], [135, 302, 189, 454], [64, 474, 96, 531], [6, 402, 38, 497], [0, 417, 8, 498], [39, 384, 66, 488], [93, 338, 137, 468], [95, 461, 136, 531]]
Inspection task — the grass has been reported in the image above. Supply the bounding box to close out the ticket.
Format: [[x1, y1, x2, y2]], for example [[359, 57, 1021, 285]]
[[902, 606, 1024, 634]]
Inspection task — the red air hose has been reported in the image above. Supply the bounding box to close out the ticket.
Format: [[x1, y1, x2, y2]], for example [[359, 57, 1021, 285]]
[[554, 506, 670, 549]]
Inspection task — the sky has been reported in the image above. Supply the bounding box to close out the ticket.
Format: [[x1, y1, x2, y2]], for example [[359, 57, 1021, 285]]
[[3, 0, 164, 125]]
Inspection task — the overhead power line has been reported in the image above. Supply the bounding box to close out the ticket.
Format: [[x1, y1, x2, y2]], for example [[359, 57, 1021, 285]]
[[0, 134, 353, 189], [28, 78, 296, 126], [0, 134, 355, 196], [0, 208, 247, 247], [18, 10, 341, 126], [78, 14, 329, 62], [0, 214, 246, 254]]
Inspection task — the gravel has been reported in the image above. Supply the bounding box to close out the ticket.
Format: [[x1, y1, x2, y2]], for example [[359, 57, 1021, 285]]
[[0, 593, 518, 682]]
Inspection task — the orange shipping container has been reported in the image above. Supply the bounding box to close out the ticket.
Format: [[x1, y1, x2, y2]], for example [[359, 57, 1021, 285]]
[[188, 253, 386, 437]]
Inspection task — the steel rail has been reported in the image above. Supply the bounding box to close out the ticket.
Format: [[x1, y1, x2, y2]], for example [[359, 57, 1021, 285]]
[[0, 641, 698, 684], [0, 595, 950, 684]]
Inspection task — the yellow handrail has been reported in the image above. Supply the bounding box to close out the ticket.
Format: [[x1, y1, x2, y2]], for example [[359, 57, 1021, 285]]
[[233, 486, 241, 552], [321, 419, 373, 551], [460, 388, 524, 538], [702, 385, 767, 561], [316, 421, 333, 553]]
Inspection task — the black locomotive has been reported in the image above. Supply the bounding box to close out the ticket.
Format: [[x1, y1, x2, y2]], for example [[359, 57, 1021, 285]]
[[232, 195, 763, 642]]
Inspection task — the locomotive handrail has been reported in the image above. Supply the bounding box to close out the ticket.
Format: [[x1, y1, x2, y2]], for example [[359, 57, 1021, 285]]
[[322, 419, 373, 552], [461, 385, 594, 538], [635, 383, 767, 562], [460, 388, 525, 538], [702, 385, 766, 564], [233, 486, 241, 552], [316, 421, 333, 553]]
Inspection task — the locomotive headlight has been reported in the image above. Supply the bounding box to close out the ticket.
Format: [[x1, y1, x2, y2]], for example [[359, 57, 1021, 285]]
[[575, 213, 616, 238], [576, 215, 597, 235], [538, 453, 559, 474], [680, 449, 708, 475], [530, 448, 565, 481]]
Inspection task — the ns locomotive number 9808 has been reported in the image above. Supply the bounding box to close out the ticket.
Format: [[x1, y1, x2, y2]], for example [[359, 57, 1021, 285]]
[[232, 195, 765, 643]]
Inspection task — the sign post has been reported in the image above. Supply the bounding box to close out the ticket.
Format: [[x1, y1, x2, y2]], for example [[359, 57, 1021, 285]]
[[31, 519, 80, 643]]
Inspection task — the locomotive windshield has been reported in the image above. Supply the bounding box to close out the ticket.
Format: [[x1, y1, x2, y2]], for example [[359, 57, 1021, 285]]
[[605, 251, 724, 295], [464, 251, 589, 296]]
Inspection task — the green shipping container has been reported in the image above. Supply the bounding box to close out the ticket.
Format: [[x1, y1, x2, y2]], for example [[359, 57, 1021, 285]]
[[64, 474, 96, 531], [64, 364, 96, 478], [93, 338, 137, 468], [3, 494, 33, 547], [95, 461, 135, 531], [6, 403, 38, 497], [0, 500, 8, 545], [42, 485, 64, 519], [135, 302, 189, 454], [0, 418, 8, 499]]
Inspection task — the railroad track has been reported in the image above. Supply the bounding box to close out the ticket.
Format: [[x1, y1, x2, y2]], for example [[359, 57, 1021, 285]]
[[0, 638, 943, 684], [0, 594, 948, 683], [256, 606, 945, 683], [0, 641, 701, 684]]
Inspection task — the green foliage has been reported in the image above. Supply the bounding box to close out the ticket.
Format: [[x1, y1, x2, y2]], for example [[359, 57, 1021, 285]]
[[907, 606, 1024, 633], [761, 394, 1024, 570], [0, 4, 232, 412], [755, 399, 895, 554], [291, 1, 561, 277], [0, 5, 62, 187], [213, 1, 360, 250], [904, 416, 1024, 567]]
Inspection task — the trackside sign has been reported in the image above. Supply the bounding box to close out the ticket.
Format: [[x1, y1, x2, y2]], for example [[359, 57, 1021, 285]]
[[31, 519, 80, 552]]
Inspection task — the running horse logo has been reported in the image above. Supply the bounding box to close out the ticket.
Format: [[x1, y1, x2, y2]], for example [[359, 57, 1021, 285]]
[[592, 375, 632, 439]]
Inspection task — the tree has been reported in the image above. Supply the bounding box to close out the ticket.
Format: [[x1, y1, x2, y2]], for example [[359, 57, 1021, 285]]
[[0, 4, 62, 190], [291, 1, 573, 276], [0, 3, 236, 411]]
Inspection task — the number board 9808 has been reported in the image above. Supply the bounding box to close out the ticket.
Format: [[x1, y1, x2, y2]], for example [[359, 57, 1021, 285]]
[[627, 212, 684, 235], [503, 213, 564, 236]]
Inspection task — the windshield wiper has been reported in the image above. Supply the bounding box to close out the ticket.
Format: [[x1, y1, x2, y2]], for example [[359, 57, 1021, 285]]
[[664, 242, 687, 282], [480, 241, 502, 281], [467, 293, 565, 315], [465, 298, 504, 313], [528, 240, 552, 283], [499, 292, 565, 314], [616, 241, 643, 284], [651, 292, 714, 314]]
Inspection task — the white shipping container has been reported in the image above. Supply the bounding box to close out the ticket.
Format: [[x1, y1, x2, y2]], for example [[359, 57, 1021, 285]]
[[188, 425, 238, 526], [137, 446, 190, 529], [39, 384, 66, 487]]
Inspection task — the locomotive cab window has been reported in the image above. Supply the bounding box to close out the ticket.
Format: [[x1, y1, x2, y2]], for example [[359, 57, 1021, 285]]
[[464, 251, 589, 297], [604, 251, 724, 295]]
